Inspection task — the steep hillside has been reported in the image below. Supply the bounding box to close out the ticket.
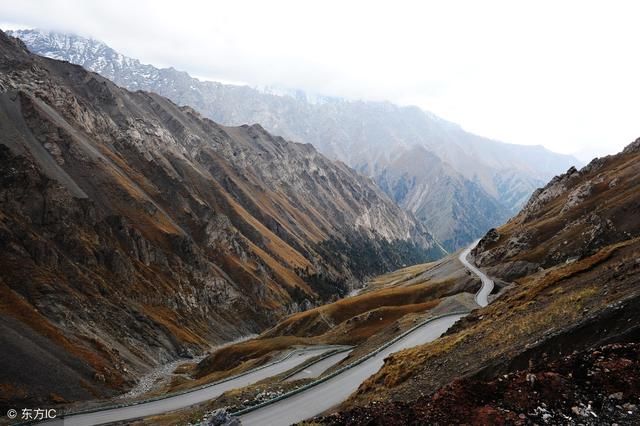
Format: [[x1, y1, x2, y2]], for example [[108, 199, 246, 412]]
[[0, 31, 442, 409], [473, 138, 640, 279], [318, 139, 640, 424], [373, 145, 510, 249], [9, 29, 579, 249]]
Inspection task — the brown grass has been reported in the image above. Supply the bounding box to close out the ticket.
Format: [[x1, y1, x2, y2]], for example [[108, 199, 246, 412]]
[[264, 279, 457, 338], [320, 300, 441, 344], [366, 262, 437, 290], [141, 305, 209, 346], [219, 180, 313, 270], [194, 336, 310, 379], [487, 149, 640, 267], [350, 237, 640, 405]]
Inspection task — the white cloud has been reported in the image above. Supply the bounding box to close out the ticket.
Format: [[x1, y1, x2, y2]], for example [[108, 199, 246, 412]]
[[1, 0, 638, 159]]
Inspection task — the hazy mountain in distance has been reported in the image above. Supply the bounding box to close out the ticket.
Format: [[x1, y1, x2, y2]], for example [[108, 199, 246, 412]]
[[10, 29, 580, 250], [373, 145, 510, 249]]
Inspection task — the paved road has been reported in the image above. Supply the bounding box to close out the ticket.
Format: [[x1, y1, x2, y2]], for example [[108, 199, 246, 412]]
[[285, 350, 353, 382], [239, 314, 464, 426], [458, 241, 494, 307], [239, 242, 493, 425], [42, 347, 336, 426]]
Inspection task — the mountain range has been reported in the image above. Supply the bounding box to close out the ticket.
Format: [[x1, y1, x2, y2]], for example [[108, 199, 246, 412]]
[[8, 29, 580, 250], [0, 30, 442, 406], [1, 26, 638, 424]]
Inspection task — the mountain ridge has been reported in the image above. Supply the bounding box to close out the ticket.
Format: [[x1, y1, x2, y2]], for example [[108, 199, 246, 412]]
[[8, 28, 580, 250]]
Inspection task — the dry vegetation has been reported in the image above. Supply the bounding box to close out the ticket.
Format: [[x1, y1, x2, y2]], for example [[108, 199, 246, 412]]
[[347, 237, 640, 407], [364, 261, 438, 291], [478, 146, 640, 269], [194, 336, 310, 379], [262, 279, 457, 339], [192, 277, 475, 379]]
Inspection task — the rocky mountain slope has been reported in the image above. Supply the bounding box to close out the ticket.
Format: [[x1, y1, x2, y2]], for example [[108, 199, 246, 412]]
[[0, 31, 443, 409], [374, 145, 509, 249], [9, 29, 579, 250], [316, 139, 640, 424], [473, 137, 640, 279]]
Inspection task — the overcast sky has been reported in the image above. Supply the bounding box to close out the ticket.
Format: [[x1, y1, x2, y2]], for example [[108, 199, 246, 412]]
[[1, 0, 639, 161]]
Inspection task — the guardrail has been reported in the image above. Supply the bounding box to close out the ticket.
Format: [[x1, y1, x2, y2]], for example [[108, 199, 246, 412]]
[[232, 310, 470, 417], [44, 344, 345, 423], [280, 346, 354, 381]]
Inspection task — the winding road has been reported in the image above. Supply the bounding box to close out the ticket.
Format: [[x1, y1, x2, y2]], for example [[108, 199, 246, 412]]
[[238, 241, 494, 425], [40, 242, 493, 426], [458, 241, 494, 307], [238, 314, 465, 426]]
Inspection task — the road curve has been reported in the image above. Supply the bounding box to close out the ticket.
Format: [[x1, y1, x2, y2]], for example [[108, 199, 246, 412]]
[[238, 314, 464, 426], [41, 346, 336, 426], [458, 241, 494, 307], [38, 243, 493, 426], [239, 241, 494, 425]]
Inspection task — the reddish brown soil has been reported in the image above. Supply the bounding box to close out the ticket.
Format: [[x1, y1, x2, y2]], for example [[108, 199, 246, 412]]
[[319, 343, 640, 425]]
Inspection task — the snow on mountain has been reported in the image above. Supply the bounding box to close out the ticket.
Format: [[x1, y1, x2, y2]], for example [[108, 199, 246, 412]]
[[9, 28, 579, 250]]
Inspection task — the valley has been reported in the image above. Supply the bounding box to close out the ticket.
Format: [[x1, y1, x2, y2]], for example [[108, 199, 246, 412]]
[[42, 239, 491, 425], [315, 138, 640, 425], [0, 9, 638, 426], [0, 29, 443, 415]]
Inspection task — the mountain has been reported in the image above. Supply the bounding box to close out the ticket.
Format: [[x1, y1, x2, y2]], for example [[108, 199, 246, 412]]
[[373, 145, 509, 249], [0, 30, 443, 408], [318, 138, 640, 423], [8, 29, 580, 250]]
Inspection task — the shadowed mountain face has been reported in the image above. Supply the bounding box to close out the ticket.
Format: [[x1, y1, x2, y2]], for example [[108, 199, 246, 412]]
[[0, 31, 443, 408], [9, 29, 579, 250]]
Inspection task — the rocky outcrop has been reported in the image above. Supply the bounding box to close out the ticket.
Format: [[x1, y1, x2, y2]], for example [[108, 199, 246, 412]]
[[319, 343, 640, 425], [473, 140, 640, 278], [622, 137, 640, 154], [0, 30, 443, 408]]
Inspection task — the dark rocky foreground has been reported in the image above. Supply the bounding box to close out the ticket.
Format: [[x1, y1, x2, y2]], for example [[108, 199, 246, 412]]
[[318, 343, 640, 425]]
